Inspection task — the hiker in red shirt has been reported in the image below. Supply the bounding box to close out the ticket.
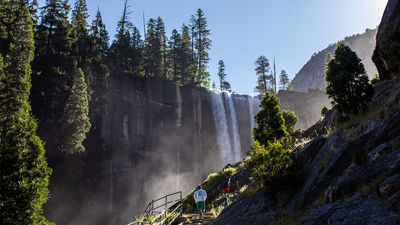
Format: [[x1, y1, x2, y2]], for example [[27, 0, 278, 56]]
[[222, 174, 232, 193]]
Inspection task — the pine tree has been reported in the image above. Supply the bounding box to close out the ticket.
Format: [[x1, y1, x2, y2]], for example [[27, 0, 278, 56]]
[[217, 60, 226, 90], [71, 0, 91, 84], [130, 26, 143, 76], [0, 2, 52, 223], [325, 42, 374, 120], [193, 8, 211, 83], [31, 0, 72, 122], [89, 8, 110, 119], [112, 0, 133, 72], [254, 55, 271, 94], [253, 92, 288, 146], [143, 18, 163, 78], [169, 29, 181, 82], [279, 70, 290, 90], [180, 24, 194, 85], [156, 17, 168, 80], [59, 65, 91, 153]]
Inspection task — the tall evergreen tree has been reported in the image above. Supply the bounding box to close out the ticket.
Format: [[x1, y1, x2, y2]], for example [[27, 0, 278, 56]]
[[169, 29, 181, 82], [31, 0, 72, 122], [180, 23, 194, 85], [279, 70, 290, 90], [254, 55, 271, 94], [143, 18, 163, 78], [253, 92, 288, 147], [130, 26, 143, 76], [112, 0, 133, 72], [89, 8, 110, 119], [59, 65, 91, 153], [27, 0, 39, 27], [0, 1, 52, 223], [156, 16, 168, 80], [325, 42, 374, 121], [217, 60, 226, 90], [193, 8, 211, 83], [71, 0, 91, 83]]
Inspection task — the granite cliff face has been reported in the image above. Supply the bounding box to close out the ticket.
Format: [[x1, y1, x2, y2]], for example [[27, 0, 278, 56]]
[[78, 72, 329, 224], [292, 28, 378, 93], [96, 72, 260, 224]]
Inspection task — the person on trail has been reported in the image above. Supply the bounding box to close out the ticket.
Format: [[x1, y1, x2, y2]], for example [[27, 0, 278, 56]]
[[222, 173, 232, 193], [194, 186, 207, 219]]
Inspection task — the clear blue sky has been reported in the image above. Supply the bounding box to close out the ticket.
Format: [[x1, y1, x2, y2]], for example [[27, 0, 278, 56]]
[[37, 0, 388, 94]]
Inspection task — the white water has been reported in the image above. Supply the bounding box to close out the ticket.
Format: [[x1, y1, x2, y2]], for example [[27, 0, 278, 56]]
[[225, 92, 242, 162], [208, 89, 233, 165], [248, 94, 261, 139]]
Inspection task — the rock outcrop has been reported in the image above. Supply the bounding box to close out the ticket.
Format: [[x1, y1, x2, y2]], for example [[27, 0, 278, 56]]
[[373, 0, 400, 80], [297, 193, 400, 225]]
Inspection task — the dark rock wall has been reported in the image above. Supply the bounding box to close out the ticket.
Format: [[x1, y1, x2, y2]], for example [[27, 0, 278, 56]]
[[373, 0, 400, 80], [84, 72, 331, 224]]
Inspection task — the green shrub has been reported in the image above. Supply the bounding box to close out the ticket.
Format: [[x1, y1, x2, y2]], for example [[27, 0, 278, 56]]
[[321, 106, 328, 117], [247, 138, 306, 193], [370, 74, 381, 85], [282, 110, 298, 134]]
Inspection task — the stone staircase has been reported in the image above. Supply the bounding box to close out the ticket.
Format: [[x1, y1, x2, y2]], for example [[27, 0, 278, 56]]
[[177, 213, 216, 225]]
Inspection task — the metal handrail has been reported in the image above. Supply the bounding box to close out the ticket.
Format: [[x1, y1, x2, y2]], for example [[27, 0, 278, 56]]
[[127, 191, 182, 225]]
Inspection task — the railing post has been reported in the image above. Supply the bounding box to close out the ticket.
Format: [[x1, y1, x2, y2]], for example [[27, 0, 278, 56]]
[[151, 200, 154, 222]]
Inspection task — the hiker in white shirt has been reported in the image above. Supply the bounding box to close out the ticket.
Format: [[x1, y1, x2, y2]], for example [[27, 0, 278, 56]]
[[193, 186, 207, 219]]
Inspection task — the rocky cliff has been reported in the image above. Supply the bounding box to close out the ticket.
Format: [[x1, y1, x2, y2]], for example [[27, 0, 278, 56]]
[[292, 28, 378, 93], [373, 0, 400, 80], [73, 72, 329, 224]]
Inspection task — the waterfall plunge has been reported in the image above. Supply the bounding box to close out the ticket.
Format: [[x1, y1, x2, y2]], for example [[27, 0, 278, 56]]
[[208, 89, 261, 166], [248, 94, 260, 139], [208, 89, 233, 164], [225, 92, 241, 162]]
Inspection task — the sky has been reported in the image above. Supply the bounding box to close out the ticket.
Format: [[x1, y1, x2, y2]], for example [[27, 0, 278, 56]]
[[37, 0, 388, 95]]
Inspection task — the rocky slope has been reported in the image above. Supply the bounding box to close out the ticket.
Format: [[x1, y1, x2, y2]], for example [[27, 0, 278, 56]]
[[291, 28, 378, 93], [204, 77, 400, 225]]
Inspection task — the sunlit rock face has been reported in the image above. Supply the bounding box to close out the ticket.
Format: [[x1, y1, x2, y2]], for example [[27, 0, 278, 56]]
[[292, 28, 378, 93]]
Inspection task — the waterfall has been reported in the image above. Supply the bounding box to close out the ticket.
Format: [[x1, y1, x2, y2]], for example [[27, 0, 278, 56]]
[[208, 89, 233, 164], [225, 92, 241, 162], [248, 94, 261, 139], [208, 89, 262, 165]]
